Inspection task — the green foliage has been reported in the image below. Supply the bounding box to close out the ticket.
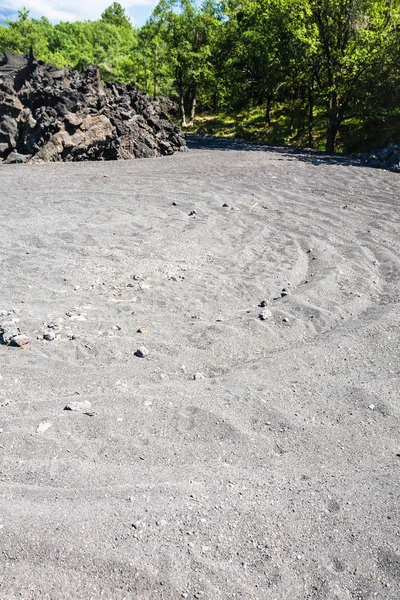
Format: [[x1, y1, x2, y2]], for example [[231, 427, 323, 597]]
[[0, 0, 398, 152], [0, 3, 139, 82]]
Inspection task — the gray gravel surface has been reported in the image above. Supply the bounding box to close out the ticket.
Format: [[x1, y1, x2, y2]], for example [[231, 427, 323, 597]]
[[0, 137, 399, 599]]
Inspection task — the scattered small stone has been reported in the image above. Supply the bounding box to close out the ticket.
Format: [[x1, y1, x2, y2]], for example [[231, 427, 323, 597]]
[[281, 288, 290, 297], [36, 422, 52, 434], [368, 404, 375, 410], [137, 327, 147, 334], [259, 300, 267, 307], [172, 201, 177, 206], [306, 248, 313, 254], [282, 317, 289, 323], [160, 373, 169, 381], [194, 372, 205, 380], [222, 203, 229, 208], [189, 210, 197, 216], [64, 400, 93, 414], [43, 332, 56, 341], [10, 334, 30, 347], [1, 322, 19, 344], [48, 317, 64, 329], [135, 346, 149, 358], [71, 333, 81, 340], [69, 315, 86, 321], [259, 309, 272, 321]]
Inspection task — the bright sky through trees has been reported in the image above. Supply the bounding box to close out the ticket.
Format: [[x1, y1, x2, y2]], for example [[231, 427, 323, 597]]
[[0, 1, 156, 25]]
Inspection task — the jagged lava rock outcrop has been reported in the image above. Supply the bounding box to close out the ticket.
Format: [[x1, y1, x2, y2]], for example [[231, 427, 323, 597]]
[[364, 142, 400, 172], [0, 50, 187, 163]]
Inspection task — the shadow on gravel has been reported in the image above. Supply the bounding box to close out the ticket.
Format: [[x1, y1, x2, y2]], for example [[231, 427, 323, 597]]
[[186, 134, 366, 168]]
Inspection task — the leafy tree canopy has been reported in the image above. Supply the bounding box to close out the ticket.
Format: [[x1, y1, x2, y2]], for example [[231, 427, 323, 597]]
[[0, 1, 399, 152]]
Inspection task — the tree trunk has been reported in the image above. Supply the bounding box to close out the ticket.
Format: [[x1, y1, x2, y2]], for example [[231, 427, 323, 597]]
[[265, 95, 272, 126], [188, 90, 196, 127], [177, 67, 186, 126], [212, 88, 218, 112], [180, 94, 187, 127], [326, 91, 340, 153], [308, 75, 314, 148], [326, 120, 339, 154], [153, 48, 157, 100]]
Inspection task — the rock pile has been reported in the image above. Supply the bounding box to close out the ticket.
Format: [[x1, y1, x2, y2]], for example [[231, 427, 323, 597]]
[[0, 50, 187, 163], [365, 142, 400, 172]]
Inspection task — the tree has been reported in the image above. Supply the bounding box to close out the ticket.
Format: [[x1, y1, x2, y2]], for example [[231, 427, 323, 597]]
[[150, 0, 218, 125], [308, 0, 400, 152], [101, 3, 132, 28]]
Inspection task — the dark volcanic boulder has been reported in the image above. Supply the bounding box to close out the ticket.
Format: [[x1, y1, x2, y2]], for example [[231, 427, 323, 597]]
[[365, 142, 400, 172], [0, 50, 187, 163]]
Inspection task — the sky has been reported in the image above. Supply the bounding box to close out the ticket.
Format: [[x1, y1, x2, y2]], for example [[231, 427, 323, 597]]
[[0, 1, 158, 26]]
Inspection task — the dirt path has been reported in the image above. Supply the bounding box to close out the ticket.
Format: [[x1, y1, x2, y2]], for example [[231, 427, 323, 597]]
[[0, 138, 399, 599]]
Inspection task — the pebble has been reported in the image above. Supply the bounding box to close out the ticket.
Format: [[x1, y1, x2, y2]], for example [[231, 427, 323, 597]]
[[36, 422, 52, 434], [281, 288, 290, 297], [194, 372, 205, 380], [222, 203, 229, 207], [259, 300, 267, 307], [10, 334, 30, 347], [135, 346, 149, 358], [137, 327, 147, 334], [282, 317, 289, 323], [43, 332, 56, 341], [71, 334, 81, 340], [189, 210, 197, 216], [259, 309, 272, 321], [48, 317, 64, 329], [1, 322, 19, 344], [172, 202, 177, 206], [64, 400, 93, 413]]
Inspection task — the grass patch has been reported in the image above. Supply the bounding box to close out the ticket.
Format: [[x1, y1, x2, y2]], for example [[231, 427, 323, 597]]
[[178, 105, 400, 154], [180, 106, 330, 152]]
